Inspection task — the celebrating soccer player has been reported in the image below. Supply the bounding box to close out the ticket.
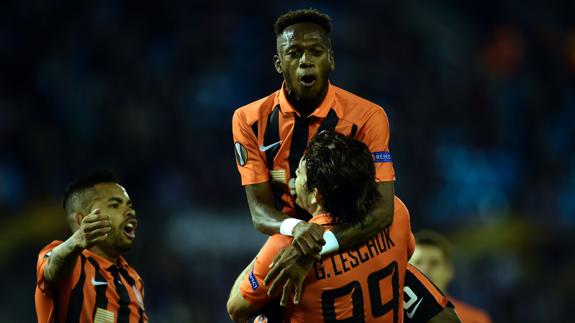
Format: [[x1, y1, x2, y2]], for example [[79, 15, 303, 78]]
[[35, 170, 147, 322], [232, 8, 398, 305], [228, 130, 413, 322]]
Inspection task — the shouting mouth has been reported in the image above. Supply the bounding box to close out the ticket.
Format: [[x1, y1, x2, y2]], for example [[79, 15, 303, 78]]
[[122, 219, 138, 239], [299, 74, 316, 87]]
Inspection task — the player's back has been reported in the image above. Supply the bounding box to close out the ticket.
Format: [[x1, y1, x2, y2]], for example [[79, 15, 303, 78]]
[[284, 196, 411, 323]]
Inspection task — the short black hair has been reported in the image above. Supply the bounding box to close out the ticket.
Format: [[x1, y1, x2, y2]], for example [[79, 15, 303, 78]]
[[62, 170, 119, 213], [303, 130, 379, 226], [274, 8, 331, 36], [414, 230, 452, 261]]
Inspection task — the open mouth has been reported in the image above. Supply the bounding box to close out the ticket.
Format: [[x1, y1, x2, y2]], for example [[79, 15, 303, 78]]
[[122, 219, 138, 239], [300, 74, 316, 87]]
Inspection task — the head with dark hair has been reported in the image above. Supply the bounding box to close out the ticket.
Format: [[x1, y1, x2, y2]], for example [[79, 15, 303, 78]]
[[410, 230, 454, 290], [63, 170, 137, 253], [294, 130, 380, 226], [274, 9, 331, 36], [63, 170, 118, 216], [273, 9, 335, 113]]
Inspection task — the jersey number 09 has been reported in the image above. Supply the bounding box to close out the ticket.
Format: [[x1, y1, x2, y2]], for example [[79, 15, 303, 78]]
[[321, 261, 399, 323]]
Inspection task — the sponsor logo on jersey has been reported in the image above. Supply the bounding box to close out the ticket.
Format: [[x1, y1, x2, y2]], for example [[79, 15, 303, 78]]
[[373, 151, 392, 163], [249, 270, 259, 290]]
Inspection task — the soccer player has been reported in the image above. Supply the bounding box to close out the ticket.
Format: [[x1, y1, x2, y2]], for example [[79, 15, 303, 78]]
[[228, 130, 413, 322], [35, 170, 148, 322], [232, 8, 397, 304], [409, 231, 492, 323]]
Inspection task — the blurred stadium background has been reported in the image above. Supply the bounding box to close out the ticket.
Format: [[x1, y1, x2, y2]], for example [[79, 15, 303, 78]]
[[1, 0, 574, 322]]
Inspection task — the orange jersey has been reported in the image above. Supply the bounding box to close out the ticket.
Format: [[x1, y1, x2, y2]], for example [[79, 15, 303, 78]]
[[240, 196, 411, 323], [232, 82, 395, 217], [35, 241, 148, 323], [403, 264, 452, 322], [449, 297, 492, 323]]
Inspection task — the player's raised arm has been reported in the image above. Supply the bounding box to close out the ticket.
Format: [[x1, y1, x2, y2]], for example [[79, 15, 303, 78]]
[[43, 209, 111, 284], [330, 181, 394, 251]]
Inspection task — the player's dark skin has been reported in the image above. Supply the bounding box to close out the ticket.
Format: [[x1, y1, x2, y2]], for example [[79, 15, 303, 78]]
[[245, 22, 395, 306]]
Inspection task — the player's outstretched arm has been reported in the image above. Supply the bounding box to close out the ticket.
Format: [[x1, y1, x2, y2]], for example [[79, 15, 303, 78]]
[[428, 308, 462, 323], [331, 181, 394, 250], [43, 209, 111, 284]]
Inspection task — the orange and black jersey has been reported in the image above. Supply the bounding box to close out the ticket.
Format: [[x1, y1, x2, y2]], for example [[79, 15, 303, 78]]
[[233, 82, 395, 218], [403, 264, 453, 323], [35, 240, 148, 323]]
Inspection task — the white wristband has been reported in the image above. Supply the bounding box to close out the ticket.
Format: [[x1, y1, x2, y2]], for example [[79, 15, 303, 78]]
[[280, 218, 303, 236], [320, 231, 339, 256]]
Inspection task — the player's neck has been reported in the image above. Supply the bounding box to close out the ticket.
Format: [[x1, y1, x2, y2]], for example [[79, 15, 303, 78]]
[[285, 84, 328, 117], [89, 245, 120, 264]]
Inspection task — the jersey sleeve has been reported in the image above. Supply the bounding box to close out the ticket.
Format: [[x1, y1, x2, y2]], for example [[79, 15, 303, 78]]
[[403, 264, 452, 323], [232, 108, 270, 185], [239, 235, 292, 308], [358, 107, 395, 182], [36, 240, 63, 294]]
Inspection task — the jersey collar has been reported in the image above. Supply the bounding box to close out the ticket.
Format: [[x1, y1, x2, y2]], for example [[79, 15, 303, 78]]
[[277, 81, 335, 118], [83, 248, 130, 271]]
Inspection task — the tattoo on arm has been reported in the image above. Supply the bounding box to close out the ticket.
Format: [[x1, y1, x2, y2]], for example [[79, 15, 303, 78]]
[[43, 238, 82, 284]]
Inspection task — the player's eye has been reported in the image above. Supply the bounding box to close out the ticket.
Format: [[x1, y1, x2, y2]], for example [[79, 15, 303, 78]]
[[288, 51, 300, 58], [109, 204, 119, 209]]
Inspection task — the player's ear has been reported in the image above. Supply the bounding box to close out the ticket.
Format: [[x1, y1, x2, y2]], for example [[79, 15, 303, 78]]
[[311, 188, 322, 208], [328, 49, 335, 71], [73, 212, 84, 226], [274, 54, 283, 74]]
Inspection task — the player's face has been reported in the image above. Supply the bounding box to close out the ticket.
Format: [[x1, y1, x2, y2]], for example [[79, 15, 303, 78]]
[[275, 23, 334, 103], [294, 158, 315, 212], [409, 245, 453, 291], [89, 183, 138, 252]]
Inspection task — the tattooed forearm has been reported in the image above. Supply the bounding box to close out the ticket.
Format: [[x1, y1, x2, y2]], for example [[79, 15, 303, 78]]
[[43, 236, 82, 284]]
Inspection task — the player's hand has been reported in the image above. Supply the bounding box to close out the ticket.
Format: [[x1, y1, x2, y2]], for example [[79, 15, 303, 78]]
[[72, 209, 111, 249], [291, 221, 325, 256], [264, 245, 317, 306]]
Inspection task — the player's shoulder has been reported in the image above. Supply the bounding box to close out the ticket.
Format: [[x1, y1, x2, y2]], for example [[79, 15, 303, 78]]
[[38, 240, 63, 256], [332, 84, 386, 116], [233, 90, 280, 126]]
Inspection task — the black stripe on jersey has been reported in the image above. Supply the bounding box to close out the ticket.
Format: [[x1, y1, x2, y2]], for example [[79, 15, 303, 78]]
[[118, 267, 146, 323], [317, 108, 340, 133], [263, 105, 281, 169], [288, 114, 310, 178], [87, 258, 109, 318], [251, 122, 258, 140], [110, 266, 132, 323], [350, 124, 358, 137], [65, 254, 86, 322]]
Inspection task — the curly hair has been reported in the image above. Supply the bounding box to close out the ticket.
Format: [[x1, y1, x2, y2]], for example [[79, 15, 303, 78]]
[[303, 130, 379, 226], [274, 8, 331, 36]]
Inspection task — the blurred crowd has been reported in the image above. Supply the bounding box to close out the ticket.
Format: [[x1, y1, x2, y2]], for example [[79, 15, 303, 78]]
[[1, 0, 574, 322]]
